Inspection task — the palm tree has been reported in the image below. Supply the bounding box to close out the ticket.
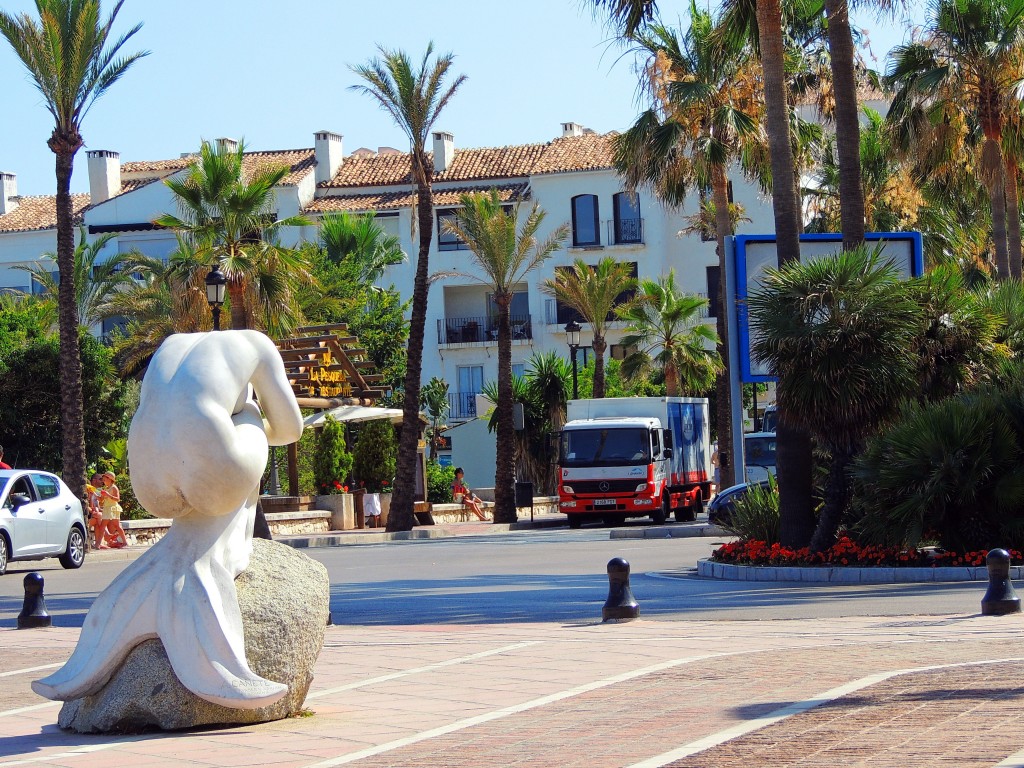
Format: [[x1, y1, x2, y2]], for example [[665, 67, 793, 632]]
[[541, 258, 636, 399], [17, 227, 153, 328], [0, 0, 147, 497], [350, 44, 466, 532], [611, 9, 765, 488], [419, 376, 449, 462], [748, 246, 921, 551], [886, 0, 1024, 280], [155, 139, 312, 336], [443, 191, 568, 522], [318, 211, 406, 287], [617, 271, 722, 396]]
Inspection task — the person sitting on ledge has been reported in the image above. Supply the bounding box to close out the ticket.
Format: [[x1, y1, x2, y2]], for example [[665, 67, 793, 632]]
[[452, 467, 486, 521]]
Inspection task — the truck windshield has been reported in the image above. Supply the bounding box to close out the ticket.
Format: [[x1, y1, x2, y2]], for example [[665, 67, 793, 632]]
[[560, 428, 651, 467]]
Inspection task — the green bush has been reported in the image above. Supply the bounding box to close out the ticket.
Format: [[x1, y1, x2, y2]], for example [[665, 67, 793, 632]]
[[352, 418, 397, 492], [312, 416, 353, 494], [721, 475, 781, 544], [851, 385, 1024, 552], [426, 461, 455, 503]]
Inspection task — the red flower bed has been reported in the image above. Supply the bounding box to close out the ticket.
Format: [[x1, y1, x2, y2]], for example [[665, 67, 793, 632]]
[[712, 537, 1022, 568]]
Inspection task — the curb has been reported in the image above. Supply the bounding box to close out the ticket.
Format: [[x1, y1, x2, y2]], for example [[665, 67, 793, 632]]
[[694, 558, 1024, 583], [610, 523, 729, 540], [281, 516, 566, 548]]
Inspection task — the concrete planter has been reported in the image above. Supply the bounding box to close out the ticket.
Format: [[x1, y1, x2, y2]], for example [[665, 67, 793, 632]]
[[314, 493, 355, 530]]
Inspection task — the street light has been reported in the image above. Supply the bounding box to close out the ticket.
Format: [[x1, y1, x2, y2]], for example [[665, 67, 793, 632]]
[[565, 319, 581, 400], [205, 264, 227, 331]]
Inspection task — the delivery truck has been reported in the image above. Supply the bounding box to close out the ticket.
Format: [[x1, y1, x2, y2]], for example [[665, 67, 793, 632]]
[[557, 397, 712, 528]]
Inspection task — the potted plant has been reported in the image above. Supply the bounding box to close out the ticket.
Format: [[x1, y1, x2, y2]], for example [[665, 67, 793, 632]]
[[353, 419, 397, 526], [312, 415, 354, 529]]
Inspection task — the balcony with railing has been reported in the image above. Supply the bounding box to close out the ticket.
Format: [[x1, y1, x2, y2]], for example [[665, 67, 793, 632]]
[[607, 217, 644, 246], [437, 314, 533, 346], [448, 391, 479, 420]]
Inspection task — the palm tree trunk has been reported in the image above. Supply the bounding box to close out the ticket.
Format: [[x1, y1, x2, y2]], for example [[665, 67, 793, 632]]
[[592, 335, 607, 398], [711, 163, 736, 488], [54, 147, 87, 502], [809, 445, 854, 552], [388, 168, 432, 532], [756, 0, 817, 548], [1004, 153, 1022, 280], [985, 138, 1011, 279], [494, 295, 517, 523], [824, 0, 866, 250], [228, 278, 246, 330]]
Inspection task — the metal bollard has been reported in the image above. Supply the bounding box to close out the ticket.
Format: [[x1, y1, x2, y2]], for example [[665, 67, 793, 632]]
[[602, 557, 640, 622], [17, 572, 52, 629], [981, 549, 1022, 616]]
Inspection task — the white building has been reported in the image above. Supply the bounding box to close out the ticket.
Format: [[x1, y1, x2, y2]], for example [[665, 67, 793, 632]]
[[0, 124, 778, 421]]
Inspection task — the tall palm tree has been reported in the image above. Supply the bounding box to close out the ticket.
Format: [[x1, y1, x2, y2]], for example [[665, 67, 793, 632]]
[[155, 140, 312, 336], [886, 0, 1024, 280], [0, 0, 146, 497], [748, 247, 921, 551], [541, 258, 636, 400], [18, 227, 153, 328], [443, 191, 568, 523], [351, 43, 466, 532], [612, 9, 765, 488], [617, 271, 722, 396]]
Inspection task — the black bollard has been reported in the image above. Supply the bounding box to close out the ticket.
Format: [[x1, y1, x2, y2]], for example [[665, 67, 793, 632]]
[[17, 572, 52, 629], [981, 549, 1022, 616], [602, 557, 640, 622]]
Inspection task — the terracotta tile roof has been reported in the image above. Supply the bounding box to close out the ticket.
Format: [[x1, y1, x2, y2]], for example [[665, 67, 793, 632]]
[[121, 149, 315, 187], [530, 133, 617, 175], [306, 184, 530, 214], [324, 144, 550, 188], [0, 194, 90, 233]]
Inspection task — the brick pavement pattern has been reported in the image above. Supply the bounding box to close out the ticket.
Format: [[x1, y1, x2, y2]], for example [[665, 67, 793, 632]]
[[1, 616, 1023, 767]]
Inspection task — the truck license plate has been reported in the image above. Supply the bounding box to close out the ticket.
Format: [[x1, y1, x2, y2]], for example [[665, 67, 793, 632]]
[[593, 499, 616, 507]]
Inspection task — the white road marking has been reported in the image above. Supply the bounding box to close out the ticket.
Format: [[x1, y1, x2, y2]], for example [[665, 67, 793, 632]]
[[0, 663, 62, 679], [0, 701, 59, 719]]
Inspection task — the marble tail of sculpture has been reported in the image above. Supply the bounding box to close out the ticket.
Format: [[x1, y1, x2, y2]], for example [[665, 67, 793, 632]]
[[33, 330, 304, 710]]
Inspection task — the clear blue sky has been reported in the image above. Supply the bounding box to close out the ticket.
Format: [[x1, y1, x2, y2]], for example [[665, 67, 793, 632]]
[[1, 0, 919, 197]]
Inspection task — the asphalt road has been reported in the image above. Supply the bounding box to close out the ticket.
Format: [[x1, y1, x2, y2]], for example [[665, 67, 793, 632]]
[[0, 528, 990, 628]]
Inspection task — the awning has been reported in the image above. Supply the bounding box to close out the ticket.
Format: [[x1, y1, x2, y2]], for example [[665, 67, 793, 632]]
[[302, 405, 404, 429]]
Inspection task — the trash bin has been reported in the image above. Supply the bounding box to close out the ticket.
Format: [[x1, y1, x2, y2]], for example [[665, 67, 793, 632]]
[[515, 481, 534, 510]]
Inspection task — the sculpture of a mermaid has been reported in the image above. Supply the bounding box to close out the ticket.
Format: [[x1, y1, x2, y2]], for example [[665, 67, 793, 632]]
[[33, 330, 303, 709]]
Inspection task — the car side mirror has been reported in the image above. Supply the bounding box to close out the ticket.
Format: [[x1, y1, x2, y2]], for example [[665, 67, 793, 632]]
[[662, 448, 673, 459], [8, 492, 30, 508]]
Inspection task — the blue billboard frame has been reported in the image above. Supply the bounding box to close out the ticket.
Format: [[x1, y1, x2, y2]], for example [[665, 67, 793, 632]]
[[734, 232, 925, 383]]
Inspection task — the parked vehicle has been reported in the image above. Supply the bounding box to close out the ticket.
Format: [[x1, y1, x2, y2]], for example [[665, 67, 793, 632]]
[[0, 470, 87, 575], [744, 431, 777, 483], [707, 479, 773, 527], [558, 397, 712, 528], [761, 404, 778, 433]]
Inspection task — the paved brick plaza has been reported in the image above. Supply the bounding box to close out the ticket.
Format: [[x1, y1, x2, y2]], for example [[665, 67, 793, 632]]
[[2, 613, 1023, 767]]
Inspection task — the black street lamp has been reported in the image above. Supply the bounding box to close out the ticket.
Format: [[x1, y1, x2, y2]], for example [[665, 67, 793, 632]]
[[205, 264, 227, 331], [565, 319, 581, 400]]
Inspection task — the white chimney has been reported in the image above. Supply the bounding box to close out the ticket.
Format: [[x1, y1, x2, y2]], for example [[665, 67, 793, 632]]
[[0, 173, 17, 215], [314, 130, 344, 184], [216, 137, 239, 154], [86, 150, 121, 204], [432, 131, 454, 174], [561, 122, 584, 138]]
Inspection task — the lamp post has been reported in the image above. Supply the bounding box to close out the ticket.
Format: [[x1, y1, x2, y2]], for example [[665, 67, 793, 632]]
[[205, 264, 227, 331], [565, 319, 581, 400]]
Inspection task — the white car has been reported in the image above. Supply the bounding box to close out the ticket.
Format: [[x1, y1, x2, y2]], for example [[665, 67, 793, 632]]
[[744, 432, 778, 484], [0, 469, 87, 575]]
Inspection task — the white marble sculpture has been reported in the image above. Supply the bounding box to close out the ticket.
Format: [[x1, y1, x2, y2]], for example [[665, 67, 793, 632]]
[[33, 330, 303, 709]]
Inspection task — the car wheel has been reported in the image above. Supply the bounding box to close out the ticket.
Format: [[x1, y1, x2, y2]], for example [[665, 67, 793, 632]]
[[59, 527, 86, 570], [675, 494, 701, 523], [651, 496, 668, 525], [568, 516, 583, 530], [0, 534, 8, 576], [602, 515, 622, 528]]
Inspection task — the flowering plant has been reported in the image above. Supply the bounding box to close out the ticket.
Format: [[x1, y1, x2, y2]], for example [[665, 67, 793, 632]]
[[712, 537, 1023, 568]]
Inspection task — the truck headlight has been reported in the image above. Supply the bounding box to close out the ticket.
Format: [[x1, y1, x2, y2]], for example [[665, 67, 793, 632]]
[[562, 485, 575, 495], [635, 483, 648, 493]]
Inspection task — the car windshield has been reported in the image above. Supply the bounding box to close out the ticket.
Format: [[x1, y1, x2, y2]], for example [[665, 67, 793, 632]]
[[560, 427, 651, 467], [745, 436, 777, 466]]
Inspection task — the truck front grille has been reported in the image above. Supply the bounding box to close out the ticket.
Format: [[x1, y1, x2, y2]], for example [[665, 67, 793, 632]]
[[568, 479, 641, 495]]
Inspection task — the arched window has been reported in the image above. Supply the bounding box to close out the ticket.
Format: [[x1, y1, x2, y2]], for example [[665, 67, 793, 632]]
[[612, 192, 642, 244], [571, 194, 600, 246]]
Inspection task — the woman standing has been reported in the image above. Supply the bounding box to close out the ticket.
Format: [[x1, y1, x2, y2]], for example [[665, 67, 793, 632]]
[[97, 471, 127, 548]]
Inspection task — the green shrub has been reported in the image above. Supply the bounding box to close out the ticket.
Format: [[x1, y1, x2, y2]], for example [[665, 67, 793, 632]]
[[312, 416, 353, 494], [426, 461, 455, 503], [721, 475, 781, 543], [851, 385, 1024, 552], [352, 418, 397, 492]]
